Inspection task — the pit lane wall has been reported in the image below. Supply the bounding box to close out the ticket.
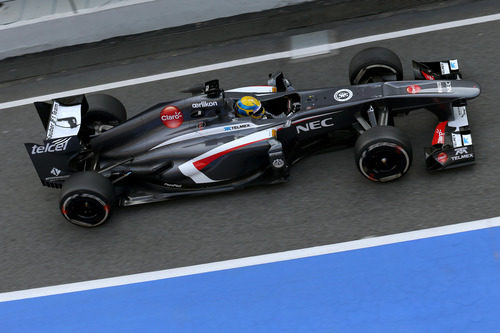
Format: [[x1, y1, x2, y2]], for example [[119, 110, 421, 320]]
[[0, 0, 312, 60], [1, 0, 447, 61]]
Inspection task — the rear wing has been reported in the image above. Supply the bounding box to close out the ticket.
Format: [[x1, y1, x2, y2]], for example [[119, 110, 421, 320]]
[[34, 95, 88, 140], [25, 96, 87, 187]]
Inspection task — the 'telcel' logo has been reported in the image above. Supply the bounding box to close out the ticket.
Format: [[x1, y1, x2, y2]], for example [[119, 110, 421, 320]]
[[161, 106, 184, 128]]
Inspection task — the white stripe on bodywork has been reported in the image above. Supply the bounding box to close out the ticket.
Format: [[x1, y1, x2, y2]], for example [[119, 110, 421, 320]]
[[291, 111, 340, 125], [178, 128, 276, 183], [178, 162, 216, 183], [226, 86, 277, 93], [151, 122, 261, 150]]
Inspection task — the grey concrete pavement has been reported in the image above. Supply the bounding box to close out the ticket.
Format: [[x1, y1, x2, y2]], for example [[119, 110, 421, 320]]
[[0, 0, 476, 85], [0, 0, 315, 60]]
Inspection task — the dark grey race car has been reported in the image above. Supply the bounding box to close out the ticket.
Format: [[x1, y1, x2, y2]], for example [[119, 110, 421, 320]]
[[25, 47, 480, 227]]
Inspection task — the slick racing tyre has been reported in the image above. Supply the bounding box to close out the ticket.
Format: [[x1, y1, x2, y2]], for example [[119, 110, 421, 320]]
[[349, 47, 403, 85], [84, 94, 127, 135], [355, 126, 412, 182], [59, 172, 115, 227]]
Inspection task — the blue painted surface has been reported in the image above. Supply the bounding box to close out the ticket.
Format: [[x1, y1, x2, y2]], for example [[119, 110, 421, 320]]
[[2, 227, 500, 332]]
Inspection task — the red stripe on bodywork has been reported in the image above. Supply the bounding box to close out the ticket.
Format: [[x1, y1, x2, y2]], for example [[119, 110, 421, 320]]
[[432, 121, 448, 145], [193, 138, 268, 170], [421, 71, 435, 80]]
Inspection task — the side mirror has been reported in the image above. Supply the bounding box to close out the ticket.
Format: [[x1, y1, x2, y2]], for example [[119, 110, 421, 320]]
[[204, 79, 222, 98], [268, 72, 294, 92]]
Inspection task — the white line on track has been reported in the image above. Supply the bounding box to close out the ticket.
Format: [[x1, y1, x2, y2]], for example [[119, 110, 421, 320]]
[[1, 216, 499, 302], [0, 13, 499, 111]]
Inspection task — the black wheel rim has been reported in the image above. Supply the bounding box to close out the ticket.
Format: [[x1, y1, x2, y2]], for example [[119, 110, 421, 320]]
[[359, 142, 410, 182], [62, 194, 109, 227]]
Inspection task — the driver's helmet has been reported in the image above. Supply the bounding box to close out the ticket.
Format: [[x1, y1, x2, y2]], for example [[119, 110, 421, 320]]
[[235, 96, 265, 119]]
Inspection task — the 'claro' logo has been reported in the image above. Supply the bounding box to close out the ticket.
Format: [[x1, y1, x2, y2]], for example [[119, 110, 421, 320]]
[[161, 105, 184, 128]]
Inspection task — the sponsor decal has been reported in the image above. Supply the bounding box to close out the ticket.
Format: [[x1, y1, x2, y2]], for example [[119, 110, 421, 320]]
[[55, 117, 78, 128], [50, 167, 62, 176], [448, 106, 469, 130], [437, 152, 448, 164], [224, 123, 251, 131], [46, 102, 59, 140], [462, 134, 472, 146], [451, 154, 473, 161], [406, 84, 422, 94], [161, 106, 184, 128], [451, 133, 463, 148], [163, 183, 182, 188], [197, 121, 206, 130], [437, 82, 443, 93], [333, 89, 353, 102], [449, 59, 459, 70], [296, 117, 334, 134], [440, 62, 450, 75], [451, 147, 473, 161], [45, 175, 70, 182], [455, 106, 466, 118], [192, 101, 218, 108], [31, 137, 71, 155], [437, 81, 452, 93], [432, 121, 447, 145], [272, 158, 285, 168], [46, 102, 82, 140]]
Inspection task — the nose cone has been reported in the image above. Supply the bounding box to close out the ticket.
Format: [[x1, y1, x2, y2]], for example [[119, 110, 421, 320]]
[[458, 80, 481, 99], [472, 82, 481, 97]]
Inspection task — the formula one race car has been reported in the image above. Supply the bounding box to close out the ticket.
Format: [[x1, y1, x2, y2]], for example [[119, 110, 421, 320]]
[[25, 47, 480, 227]]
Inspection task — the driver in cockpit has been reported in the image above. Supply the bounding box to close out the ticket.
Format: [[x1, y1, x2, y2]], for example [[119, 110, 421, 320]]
[[234, 96, 266, 119], [234, 95, 288, 119]]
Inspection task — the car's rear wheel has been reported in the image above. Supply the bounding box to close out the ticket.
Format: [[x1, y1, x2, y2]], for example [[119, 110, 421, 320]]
[[349, 47, 403, 85], [355, 126, 412, 182], [84, 94, 127, 135], [60, 172, 115, 227]]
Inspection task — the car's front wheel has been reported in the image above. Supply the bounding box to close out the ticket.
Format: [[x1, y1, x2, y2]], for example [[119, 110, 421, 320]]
[[349, 47, 403, 85], [59, 172, 115, 227], [354, 126, 412, 182]]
